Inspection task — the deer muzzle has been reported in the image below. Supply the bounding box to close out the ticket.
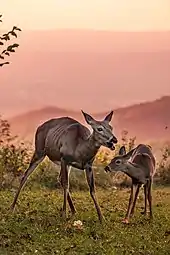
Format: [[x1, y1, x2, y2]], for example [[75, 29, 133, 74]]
[[106, 136, 118, 150], [104, 165, 111, 172]]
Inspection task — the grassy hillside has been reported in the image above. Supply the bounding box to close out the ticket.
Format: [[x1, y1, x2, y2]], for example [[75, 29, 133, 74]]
[[1, 115, 170, 254]]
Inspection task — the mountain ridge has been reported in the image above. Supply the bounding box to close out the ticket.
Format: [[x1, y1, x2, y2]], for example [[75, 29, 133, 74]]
[[8, 96, 170, 143]]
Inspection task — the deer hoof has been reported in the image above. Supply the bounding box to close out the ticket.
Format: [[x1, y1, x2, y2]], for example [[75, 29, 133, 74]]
[[122, 218, 129, 224], [141, 211, 147, 215]]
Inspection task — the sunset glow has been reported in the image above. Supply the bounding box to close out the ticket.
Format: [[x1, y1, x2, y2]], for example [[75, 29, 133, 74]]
[[1, 0, 170, 31]]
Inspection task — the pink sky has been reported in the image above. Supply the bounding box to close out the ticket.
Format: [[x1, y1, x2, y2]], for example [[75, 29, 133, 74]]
[[1, 0, 170, 31], [1, 1, 170, 118]]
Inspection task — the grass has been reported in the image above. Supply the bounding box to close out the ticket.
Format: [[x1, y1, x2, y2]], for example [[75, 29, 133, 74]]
[[1, 186, 170, 255]]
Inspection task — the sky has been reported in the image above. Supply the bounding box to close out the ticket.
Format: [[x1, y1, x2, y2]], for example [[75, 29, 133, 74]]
[[1, 0, 170, 118], [1, 0, 170, 31]]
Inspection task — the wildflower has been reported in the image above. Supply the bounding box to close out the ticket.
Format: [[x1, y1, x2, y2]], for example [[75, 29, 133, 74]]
[[73, 220, 83, 230]]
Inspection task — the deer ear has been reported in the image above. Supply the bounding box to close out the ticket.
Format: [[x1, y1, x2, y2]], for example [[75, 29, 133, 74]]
[[119, 146, 126, 155], [81, 110, 95, 125], [104, 111, 114, 122]]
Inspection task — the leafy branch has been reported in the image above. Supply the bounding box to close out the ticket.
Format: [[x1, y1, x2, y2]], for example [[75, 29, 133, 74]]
[[0, 14, 21, 67]]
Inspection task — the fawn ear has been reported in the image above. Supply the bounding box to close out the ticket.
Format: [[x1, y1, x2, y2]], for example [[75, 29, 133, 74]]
[[119, 146, 126, 155], [103, 111, 114, 122], [81, 110, 95, 125], [141, 153, 152, 160], [124, 147, 136, 160]]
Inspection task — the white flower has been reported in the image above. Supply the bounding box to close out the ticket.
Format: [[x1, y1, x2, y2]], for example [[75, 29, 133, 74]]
[[73, 220, 83, 227]]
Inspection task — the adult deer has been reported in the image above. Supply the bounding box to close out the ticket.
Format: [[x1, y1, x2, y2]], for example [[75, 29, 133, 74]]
[[10, 111, 117, 223], [104, 144, 156, 224]]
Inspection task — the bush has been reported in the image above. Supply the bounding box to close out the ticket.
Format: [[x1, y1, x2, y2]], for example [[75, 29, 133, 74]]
[[0, 116, 170, 191], [155, 143, 170, 185], [0, 116, 31, 189]]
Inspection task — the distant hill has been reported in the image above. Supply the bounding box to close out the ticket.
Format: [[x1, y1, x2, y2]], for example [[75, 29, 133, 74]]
[[8, 96, 170, 144]]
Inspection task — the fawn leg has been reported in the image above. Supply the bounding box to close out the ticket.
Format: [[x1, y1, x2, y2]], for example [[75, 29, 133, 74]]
[[148, 180, 153, 219], [10, 152, 45, 211], [130, 184, 141, 217], [141, 183, 148, 215], [122, 183, 136, 224], [85, 165, 103, 223]]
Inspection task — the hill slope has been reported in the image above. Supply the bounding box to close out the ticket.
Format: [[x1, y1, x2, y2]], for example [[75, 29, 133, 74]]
[[9, 96, 170, 143]]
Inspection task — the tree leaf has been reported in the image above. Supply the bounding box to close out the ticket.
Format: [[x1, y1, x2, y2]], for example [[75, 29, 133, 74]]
[[14, 27, 22, 31], [9, 49, 15, 53], [10, 31, 17, 38], [0, 62, 10, 67], [12, 43, 19, 48], [7, 46, 12, 51], [2, 34, 10, 41]]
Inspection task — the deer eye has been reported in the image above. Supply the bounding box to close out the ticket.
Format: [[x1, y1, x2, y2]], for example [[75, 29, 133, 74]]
[[115, 159, 122, 165], [97, 127, 103, 132]]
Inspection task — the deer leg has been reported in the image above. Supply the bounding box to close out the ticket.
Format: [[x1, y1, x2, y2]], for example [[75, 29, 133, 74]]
[[67, 193, 76, 215], [130, 184, 141, 217], [85, 165, 103, 223], [58, 166, 76, 215], [66, 166, 76, 215], [60, 159, 70, 219], [10, 152, 45, 211], [148, 180, 153, 220], [122, 183, 136, 224]]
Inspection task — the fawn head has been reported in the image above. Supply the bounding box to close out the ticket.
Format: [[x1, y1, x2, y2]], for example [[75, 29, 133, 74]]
[[104, 145, 135, 172], [81, 110, 117, 150]]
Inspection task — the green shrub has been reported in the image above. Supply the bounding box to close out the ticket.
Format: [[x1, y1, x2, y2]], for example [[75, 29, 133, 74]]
[[155, 143, 170, 185], [0, 116, 31, 189], [0, 115, 170, 191]]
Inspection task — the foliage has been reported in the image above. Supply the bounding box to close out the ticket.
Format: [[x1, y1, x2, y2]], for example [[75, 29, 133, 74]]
[[1, 187, 170, 254], [0, 116, 31, 189], [0, 113, 170, 190], [155, 144, 170, 185], [0, 14, 21, 67]]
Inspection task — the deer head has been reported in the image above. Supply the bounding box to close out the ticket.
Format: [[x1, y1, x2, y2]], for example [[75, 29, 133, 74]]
[[81, 110, 117, 150], [104, 145, 135, 172]]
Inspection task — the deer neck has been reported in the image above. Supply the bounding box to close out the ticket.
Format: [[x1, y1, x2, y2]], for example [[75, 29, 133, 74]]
[[88, 132, 101, 151], [123, 162, 141, 179], [124, 162, 147, 184], [78, 132, 101, 162]]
